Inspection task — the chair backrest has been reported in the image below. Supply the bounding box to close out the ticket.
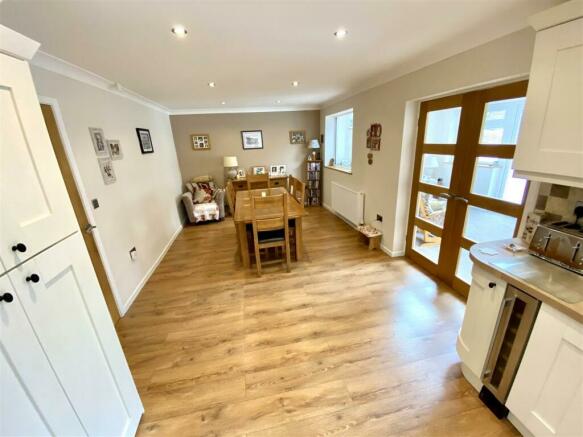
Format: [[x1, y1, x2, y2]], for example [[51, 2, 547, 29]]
[[247, 173, 269, 190], [226, 181, 236, 211], [251, 193, 289, 234], [288, 176, 306, 206]]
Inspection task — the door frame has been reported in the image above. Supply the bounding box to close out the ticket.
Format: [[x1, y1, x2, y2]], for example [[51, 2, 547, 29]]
[[38, 96, 123, 317]]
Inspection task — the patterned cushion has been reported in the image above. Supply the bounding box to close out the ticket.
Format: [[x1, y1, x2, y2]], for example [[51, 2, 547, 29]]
[[193, 182, 214, 204]]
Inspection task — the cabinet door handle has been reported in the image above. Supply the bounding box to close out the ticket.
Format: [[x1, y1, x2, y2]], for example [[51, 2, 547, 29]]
[[0, 293, 14, 303], [26, 274, 40, 283], [11, 243, 27, 253]]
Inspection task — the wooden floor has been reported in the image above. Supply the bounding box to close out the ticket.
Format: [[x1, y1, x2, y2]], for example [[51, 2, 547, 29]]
[[117, 207, 518, 436]]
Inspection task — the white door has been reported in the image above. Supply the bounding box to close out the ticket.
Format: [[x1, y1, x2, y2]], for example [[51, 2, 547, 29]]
[[507, 304, 583, 437], [9, 233, 143, 436], [0, 274, 85, 436], [457, 265, 506, 379], [514, 18, 583, 182], [0, 53, 77, 273]]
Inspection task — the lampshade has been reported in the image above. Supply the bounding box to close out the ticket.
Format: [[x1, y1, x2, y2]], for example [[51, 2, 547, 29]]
[[223, 156, 238, 167], [308, 139, 320, 149]]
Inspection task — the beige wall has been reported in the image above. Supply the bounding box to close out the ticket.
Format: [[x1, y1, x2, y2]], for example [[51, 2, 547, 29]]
[[32, 66, 184, 314], [321, 28, 537, 256], [170, 110, 320, 185]]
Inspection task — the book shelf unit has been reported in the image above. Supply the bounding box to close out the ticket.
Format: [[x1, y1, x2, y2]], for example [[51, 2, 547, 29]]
[[305, 160, 322, 206]]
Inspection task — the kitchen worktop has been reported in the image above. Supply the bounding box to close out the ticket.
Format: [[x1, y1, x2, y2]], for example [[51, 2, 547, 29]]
[[470, 239, 583, 324]]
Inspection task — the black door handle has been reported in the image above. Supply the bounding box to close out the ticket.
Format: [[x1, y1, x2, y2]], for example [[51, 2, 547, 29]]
[[0, 293, 14, 303], [11, 243, 27, 253], [26, 274, 40, 283]]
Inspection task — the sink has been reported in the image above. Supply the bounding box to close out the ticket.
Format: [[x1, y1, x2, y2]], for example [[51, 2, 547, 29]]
[[491, 258, 583, 304]]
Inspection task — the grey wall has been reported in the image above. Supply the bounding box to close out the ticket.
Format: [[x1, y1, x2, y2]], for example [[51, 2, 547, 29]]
[[170, 110, 320, 185]]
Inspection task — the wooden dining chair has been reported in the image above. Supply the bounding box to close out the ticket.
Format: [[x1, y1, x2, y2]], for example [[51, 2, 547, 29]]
[[288, 176, 306, 206], [247, 173, 269, 190], [226, 181, 236, 214], [250, 193, 291, 276]]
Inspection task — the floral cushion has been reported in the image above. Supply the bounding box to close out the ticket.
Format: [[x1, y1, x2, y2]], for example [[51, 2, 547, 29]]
[[193, 182, 215, 204]]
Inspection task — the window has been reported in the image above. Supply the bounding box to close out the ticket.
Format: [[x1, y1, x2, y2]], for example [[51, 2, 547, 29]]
[[325, 109, 353, 172]]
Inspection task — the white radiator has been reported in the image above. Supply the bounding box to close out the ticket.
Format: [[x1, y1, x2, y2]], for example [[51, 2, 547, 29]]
[[330, 182, 365, 226]]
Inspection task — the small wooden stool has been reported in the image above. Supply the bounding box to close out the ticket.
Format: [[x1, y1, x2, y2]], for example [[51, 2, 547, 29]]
[[357, 225, 382, 250]]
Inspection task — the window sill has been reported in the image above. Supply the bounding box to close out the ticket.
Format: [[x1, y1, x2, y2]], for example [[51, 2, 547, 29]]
[[325, 165, 352, 175]]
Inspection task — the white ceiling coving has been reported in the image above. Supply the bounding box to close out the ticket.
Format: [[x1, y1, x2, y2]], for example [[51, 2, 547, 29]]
[[0, 0, 561, 113]]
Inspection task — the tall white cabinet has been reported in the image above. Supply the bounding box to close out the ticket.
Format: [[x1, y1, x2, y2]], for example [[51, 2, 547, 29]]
[[0, 26, 143, 436], [513, 1, 583, 187]]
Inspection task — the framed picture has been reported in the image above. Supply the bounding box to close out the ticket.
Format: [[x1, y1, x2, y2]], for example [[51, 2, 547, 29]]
[[252, 166, 267, 175], [289, 130, 306, 145], [241, 130, 263, 150], [366, 123, 382, 151], [236, 169, 246, 179], [89, 127, 108, 157], [191, 134, 210, 150], [136, 128, 154, 154], [270, 164, 287, 176], [98, 157, 116, 185], [106, 139, 123, 160]]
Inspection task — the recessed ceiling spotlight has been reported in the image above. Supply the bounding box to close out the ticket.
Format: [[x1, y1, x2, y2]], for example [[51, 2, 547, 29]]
[[208, 82, 216, 88], [291, 81, 299, 87], [276, 100, 281, 104], [221, 101, 226, 105], [334, 28, 348, 39], [171, 25, 188, 38]]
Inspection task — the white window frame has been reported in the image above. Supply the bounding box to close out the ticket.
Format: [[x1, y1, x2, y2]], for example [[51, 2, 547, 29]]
[[325, 108, 353, 174]]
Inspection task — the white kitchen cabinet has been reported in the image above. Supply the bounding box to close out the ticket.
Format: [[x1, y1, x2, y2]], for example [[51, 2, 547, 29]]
[[507, 304, 583, 437], [456, 265, 506, 387], [0, 51, 77, 273], [8, 232, 143, 436], [0, 274, 85, 436], [513, 2, 583, 187]]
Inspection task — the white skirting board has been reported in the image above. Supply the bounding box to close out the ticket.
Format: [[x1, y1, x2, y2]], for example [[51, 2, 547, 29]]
[[120, 224, 183, 315]]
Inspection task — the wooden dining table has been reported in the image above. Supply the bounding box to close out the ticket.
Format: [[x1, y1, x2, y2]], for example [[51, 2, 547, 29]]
[[234, 187, 306, 268]]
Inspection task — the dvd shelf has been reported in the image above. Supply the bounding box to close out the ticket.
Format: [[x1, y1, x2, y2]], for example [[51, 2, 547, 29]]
[[305, 159, 321, 206]]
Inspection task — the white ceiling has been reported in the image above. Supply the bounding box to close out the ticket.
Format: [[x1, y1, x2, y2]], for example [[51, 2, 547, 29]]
[[0, 0, 560, 112]]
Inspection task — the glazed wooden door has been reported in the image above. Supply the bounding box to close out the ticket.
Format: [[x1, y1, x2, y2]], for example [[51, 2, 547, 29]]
[[406, 81, 530, 296]]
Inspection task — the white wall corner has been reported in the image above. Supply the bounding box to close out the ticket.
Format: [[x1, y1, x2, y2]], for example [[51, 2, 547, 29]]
[[120, 223, 183, 316], [31, 50, 170, 114], [380, 243, 406, 258], [0, 24, 40, 60]]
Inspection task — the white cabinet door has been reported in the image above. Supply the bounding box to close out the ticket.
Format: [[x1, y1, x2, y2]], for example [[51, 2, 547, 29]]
[[514, 18, 583, 185], [0, 274, 85, 436], [457, 265, 506, 379], [507, 304, 583, 437], [0, 53, 77, 273], [9, 233, 143, 437]]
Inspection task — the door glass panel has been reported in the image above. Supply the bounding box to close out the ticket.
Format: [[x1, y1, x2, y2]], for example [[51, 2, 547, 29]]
[[420, 154, 454, 188], [416, 192, 447, 228], [471, 157, 527, 204], [479, 97, 525, 145], [463, 206, 517, 243], [424, 107, 461, 144], [412, 225, 441, 263], [456, 248, 473, 284]]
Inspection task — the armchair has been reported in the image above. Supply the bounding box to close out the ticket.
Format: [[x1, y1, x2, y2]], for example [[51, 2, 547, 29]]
[[182, 175, 225, 224]]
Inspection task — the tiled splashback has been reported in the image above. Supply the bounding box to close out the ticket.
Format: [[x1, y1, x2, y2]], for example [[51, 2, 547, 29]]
[[535, 183, 583, 222]]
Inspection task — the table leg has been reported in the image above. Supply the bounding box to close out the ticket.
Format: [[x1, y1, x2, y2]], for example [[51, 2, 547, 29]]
[[295, 217, 303, 261], [237, 222, 250, 268]]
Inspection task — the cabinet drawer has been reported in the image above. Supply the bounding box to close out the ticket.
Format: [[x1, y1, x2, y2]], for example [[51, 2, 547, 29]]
[[270, 178, 284, 187], [232, 181, 247, 191]]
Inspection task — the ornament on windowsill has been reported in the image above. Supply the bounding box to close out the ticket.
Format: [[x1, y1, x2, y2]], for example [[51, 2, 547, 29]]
[[366, 123, 382, 151]]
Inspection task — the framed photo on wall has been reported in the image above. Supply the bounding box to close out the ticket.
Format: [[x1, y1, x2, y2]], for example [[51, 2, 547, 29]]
[[98, 157, 116, 185], [241, 130, 263, 150], [191, 134, 210, 150], [289, 130, 306, 145], [89, 127, 108, 157], [136, 128, 154, 154], [106, 139, 123, 160]]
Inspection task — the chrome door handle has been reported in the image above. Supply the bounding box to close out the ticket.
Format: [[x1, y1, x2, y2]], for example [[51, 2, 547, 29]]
[[439, 192, 452, 200], [453, 195, 469, 204], [84, 224, 97, 234]]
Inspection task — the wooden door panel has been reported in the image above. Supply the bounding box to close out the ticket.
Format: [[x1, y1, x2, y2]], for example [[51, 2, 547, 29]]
[[0, 54, 77, 272], [9, 233, 143, 436], [0, 274, 85, 436]]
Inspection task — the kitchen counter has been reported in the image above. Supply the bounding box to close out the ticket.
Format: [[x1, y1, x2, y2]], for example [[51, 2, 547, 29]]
[[470, 239, 583, 324]]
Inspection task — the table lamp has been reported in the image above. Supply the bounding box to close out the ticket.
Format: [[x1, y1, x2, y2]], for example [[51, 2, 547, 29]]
[[223, 156, 238, 180], [308, 139, 320, 161]]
